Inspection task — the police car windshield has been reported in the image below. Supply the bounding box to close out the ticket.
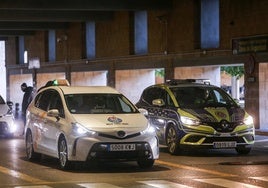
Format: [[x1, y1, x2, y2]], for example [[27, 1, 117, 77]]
[[170, 86, 238, 109], [65, 93, 139, 114]]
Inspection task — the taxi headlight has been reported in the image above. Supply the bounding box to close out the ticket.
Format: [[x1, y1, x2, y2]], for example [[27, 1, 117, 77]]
[[244, 116, 254, 126], [72, 122, 96, 136], [181, 116, 200, 126]]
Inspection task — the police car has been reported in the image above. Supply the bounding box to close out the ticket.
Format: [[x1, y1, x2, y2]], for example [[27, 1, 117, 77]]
[[136, 79, 255, 155], [25, 79, 159, 169]]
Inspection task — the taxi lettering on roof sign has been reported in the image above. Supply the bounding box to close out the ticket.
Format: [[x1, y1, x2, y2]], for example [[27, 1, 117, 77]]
[[136, 79, 255, 155]]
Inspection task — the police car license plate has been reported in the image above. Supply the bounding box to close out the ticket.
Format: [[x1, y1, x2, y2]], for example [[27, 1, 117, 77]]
[[213, 142, 236, 148], [109, 144, 136, 151]]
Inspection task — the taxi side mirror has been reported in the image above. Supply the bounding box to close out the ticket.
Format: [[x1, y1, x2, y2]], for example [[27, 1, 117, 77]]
[[47, 109, 60, 121], [152, 99, 165, 107]]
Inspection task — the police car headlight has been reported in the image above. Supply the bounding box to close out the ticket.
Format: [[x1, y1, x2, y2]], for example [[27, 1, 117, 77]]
[[181, 116, 200, 126], [244, 116, 254, 126], [72, 123, 96, 136]]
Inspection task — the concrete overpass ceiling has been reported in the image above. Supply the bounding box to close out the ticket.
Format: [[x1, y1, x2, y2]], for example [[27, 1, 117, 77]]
[[0, 0, 171, 37], [0, 0, 171, 11]]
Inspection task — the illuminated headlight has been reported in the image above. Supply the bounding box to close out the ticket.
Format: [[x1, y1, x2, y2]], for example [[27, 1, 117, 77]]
[[141, 123, 155, 135], [244, 116, 254, 126], [181, 116, 200, 126], [9, 122, 17, 133], [72, 122, 96, 136]]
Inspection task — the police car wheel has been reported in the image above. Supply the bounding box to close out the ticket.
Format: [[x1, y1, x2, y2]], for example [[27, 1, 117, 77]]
[[166, 125, 180, 155]]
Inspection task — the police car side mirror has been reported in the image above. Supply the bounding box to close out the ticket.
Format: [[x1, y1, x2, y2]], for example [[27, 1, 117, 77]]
[[152, 99, 165, 107]]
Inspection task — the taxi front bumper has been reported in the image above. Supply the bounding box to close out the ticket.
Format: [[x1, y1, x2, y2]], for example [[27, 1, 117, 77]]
[[68, 134, 159, 161]]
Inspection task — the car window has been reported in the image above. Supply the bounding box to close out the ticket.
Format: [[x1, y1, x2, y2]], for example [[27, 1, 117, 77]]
[[142, 87, 174, 106], [35, 90, 53, 111], [65, 94, 139, 114], [171, 86, 238, 108], [48, 91, 65, 118]]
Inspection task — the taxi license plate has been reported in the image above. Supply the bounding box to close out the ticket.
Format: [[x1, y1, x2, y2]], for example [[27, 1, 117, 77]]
[[213, 142, 237, 148], [109, 144, 136, 151]]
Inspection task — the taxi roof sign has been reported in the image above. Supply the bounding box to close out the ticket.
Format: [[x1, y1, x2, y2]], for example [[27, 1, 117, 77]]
[[52, 79, 70, 86]]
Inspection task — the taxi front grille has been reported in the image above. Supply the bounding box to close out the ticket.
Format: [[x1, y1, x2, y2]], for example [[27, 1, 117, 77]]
[[98, 132, 141, 140]]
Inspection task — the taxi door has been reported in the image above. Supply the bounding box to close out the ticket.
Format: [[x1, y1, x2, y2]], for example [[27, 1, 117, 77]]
[[42, 90, 67, 157]]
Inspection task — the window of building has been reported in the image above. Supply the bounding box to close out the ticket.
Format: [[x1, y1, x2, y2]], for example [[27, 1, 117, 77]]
[[200, 0, 219, 49], [134, 11, 148, 55], [48, 30, 56, 62], [86, 21, 96, 59]]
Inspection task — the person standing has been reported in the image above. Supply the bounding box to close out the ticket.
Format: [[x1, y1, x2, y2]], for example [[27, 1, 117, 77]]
[[21, 83, 34, 135]]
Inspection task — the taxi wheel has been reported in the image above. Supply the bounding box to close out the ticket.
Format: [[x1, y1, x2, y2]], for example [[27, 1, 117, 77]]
[[235, 146, 251, 155], [25, 130, 41, 161], [166, 125, 180, 155], [137, 159, 155, 168], [58, 136, 73, 170]]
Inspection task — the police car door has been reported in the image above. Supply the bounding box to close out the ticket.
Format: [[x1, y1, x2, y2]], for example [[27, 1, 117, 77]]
[[144, 87, 173, 144]]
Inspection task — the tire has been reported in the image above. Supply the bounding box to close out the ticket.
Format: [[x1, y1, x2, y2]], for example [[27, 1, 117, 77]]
[[25, 130, 41, 161], [137, 159, 155, 168], [58, 136, 73, 170], [235, 146, 251, 155], [166, 125, 180, 155]]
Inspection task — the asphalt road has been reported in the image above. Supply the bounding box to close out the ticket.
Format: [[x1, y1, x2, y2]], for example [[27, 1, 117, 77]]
[[0, 132, 268, 188]]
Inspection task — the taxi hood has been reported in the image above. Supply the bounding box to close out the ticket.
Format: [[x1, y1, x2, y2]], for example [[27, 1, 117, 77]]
[[72, 113, 148, 133]]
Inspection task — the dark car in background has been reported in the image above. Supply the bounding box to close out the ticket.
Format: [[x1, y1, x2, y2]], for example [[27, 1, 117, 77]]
[[0, 95, 15, 137]]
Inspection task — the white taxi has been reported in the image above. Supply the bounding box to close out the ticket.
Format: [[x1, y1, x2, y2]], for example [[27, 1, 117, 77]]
[[25, 79, 159, 169]]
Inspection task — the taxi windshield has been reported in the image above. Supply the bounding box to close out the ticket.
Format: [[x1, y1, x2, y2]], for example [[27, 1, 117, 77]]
[[170, 86, 238, 109], [65, 93, 139, 114]]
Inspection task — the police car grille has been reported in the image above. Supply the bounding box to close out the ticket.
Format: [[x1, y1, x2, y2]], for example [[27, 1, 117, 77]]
[[204, 122, 243, 132]]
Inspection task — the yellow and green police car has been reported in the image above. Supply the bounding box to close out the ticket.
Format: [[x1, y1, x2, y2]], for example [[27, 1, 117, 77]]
[[136, 79, 255, 155]]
